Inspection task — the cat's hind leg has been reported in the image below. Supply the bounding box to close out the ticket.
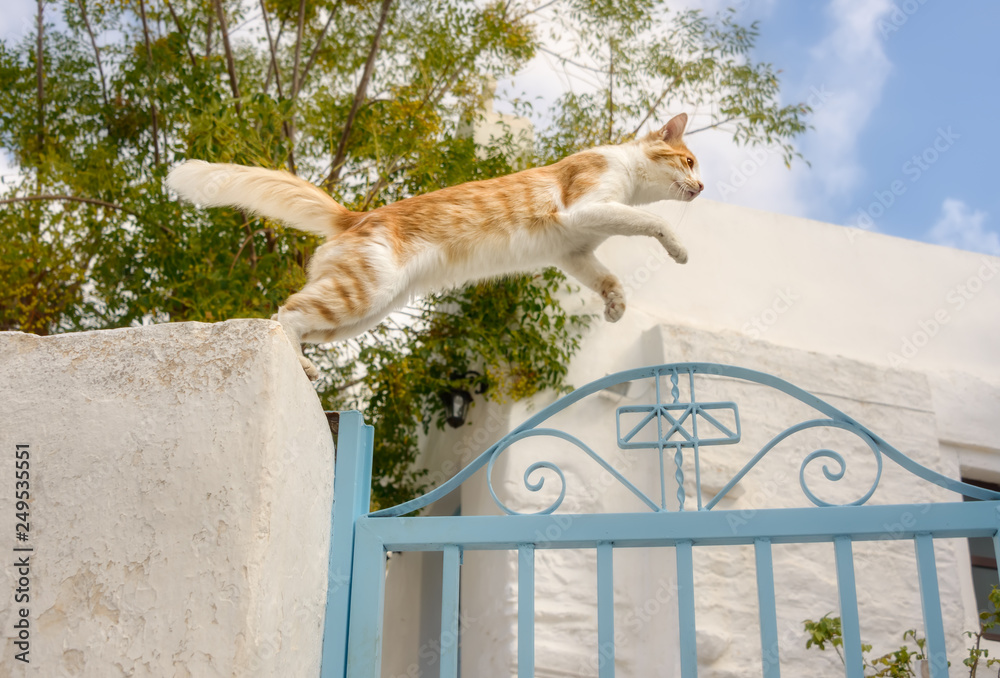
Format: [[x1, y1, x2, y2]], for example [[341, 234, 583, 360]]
[[278, 267, 396, 379], [277, 236, 405, 379], [559, 251, 627, 322], [277, 277, 367, 380], [275, 304, 321, 380]]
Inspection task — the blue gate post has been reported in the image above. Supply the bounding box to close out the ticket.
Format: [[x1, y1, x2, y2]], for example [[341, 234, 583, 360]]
[[320, 411, 374, 678]]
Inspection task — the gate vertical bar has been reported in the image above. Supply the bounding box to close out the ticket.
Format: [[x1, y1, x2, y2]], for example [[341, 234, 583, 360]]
[[346, 521, 387, 678], [440, 545, 462, 678], [518, 545, 535, 678], [321, 411, 374, 678], [676, 540, 698, 678], [914, 534, 949, 677], [834, 537, 864, 678], [754, 538, 781, 678], [597, 542, 615, 678]]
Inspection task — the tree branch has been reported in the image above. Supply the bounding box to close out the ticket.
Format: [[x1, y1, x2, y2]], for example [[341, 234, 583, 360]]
[[334, 374, 368, 391], [213, 0, 242, 113], [687, 116, 741, 135], [359, 158, 415, 210], [284, 0, 307, 171], [538, 45, 609, 75], [0, 194, 175, 237], [229, 223, 266, 273], [2, 193, 133, 213], [259, 1, 284, 98], [323, 0, 394, 190], [204, 8, 213, 57], [75, 0, 109, 107], [296, 0, 343, 98], [632, 77, 680, 136], [291, 0, 306, 97], [163, 0, 198, 70], [137, 0, 161, 165], [263, 21, 285, 94], [35, 0, 44, 160], [524, 0, 562, 15], [259, 2, 296, 172], [607, 37, 614, 143]]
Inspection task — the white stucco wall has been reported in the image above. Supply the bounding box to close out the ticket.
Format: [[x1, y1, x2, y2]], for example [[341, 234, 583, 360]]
[[618, 199, 1000, 381], [380, 200, 1000, 677], [0, 319, 335, 677]]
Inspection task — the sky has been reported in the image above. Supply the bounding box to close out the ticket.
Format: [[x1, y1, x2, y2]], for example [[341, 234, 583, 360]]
[[2, 0, 999, 256], [502, 0, 1000, 256]]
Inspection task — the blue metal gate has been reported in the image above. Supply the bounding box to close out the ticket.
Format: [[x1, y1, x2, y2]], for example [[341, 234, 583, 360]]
[[318, 363, 1000, 678]]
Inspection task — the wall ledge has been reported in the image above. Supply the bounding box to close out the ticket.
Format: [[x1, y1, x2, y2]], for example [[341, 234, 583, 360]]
[[0, 319, 335, 677]]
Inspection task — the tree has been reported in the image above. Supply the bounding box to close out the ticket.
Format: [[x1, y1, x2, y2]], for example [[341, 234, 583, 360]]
[[0, 0, 809, 509]]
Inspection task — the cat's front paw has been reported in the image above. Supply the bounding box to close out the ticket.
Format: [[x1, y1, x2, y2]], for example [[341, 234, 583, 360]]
[[604, 293, 626, 322], [299, 356, 320, 381], [671, 246, 688, 264]]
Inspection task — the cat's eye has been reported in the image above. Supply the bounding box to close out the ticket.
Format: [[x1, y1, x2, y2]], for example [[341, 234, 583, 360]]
[[686, 157, 695, 169]]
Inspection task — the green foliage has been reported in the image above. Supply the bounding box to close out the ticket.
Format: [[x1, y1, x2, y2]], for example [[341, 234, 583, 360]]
[[804, 613, 923, 677], [964, 586, 1000, 676], [536, 3, 811, 166], [2, 0, 809, 508], [805, 614, 847, 654], [804, 588, 1000, 677]]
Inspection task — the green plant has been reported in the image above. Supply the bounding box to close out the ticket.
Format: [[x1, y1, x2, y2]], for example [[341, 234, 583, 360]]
[[803, 613, 923, 677], [964, 586, 1000, 677], [804, 586, 1000, 677]]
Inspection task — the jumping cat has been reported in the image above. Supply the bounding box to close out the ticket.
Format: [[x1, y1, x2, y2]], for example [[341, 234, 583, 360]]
[[167, 112, 703, 380]]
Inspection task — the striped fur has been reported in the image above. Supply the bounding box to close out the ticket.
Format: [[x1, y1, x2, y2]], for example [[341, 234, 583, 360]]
[[167, 113, 703, 379]]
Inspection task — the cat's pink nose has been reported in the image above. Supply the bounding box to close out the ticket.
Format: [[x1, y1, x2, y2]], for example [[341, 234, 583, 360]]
[[697, 182, 704, 192]]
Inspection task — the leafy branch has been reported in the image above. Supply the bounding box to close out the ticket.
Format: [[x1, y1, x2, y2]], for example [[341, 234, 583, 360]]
[[804, 587, 1000, 677], [1, 0, 810, 508]]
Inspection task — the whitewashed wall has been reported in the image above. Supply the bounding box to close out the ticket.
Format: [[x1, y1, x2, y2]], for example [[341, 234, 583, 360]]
[[381, 200, 1000, 677], [0, 319, 335, 678]]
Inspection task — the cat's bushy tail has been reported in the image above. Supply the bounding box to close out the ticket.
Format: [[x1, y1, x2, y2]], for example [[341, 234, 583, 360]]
[[166, 160, 350, 238]]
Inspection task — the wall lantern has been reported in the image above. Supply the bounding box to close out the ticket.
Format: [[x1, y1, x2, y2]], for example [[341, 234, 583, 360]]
[[440, 371, 488, 428]]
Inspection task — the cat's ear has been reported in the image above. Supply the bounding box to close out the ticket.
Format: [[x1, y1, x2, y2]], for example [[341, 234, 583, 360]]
[[658, 113, 688, 144]]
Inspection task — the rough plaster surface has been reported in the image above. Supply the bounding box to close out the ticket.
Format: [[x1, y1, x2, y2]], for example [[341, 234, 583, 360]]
[[0, 320, 334, 677]]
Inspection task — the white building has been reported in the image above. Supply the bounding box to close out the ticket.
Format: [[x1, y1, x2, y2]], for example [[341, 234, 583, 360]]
[[2, 198, 997, 678], [381, 198, 1000, 678]]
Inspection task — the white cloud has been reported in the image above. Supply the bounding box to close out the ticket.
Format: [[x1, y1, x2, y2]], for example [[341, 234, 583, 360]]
[[693, 127, 809, 217], [691, 0, 898, 219], [800, 0, 895, 200], [926, 199, 1000, 256], [503, 0, 900, 223], [0, 2, 37, 45]]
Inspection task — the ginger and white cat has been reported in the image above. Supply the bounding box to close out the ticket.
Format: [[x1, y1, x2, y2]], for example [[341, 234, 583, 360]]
[[167, 112, 703, 379]]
